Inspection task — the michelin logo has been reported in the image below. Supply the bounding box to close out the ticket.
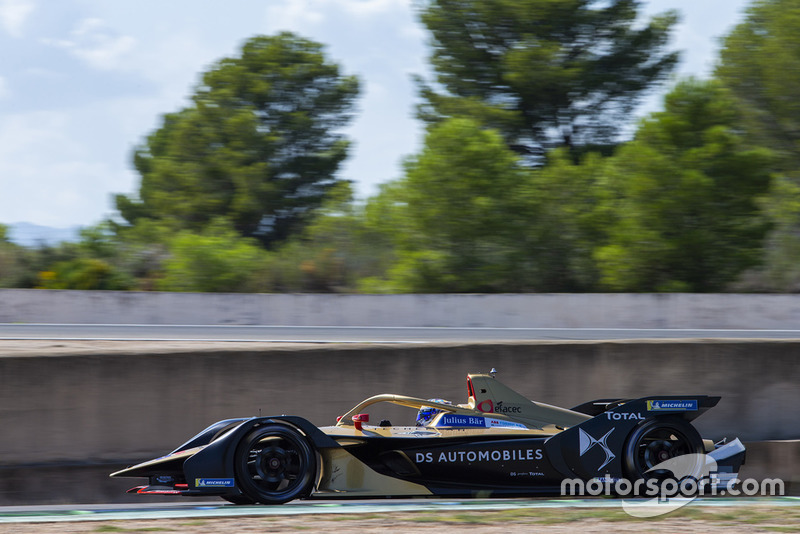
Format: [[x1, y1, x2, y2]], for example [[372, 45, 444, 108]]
[[196, 478, 235, 488], [647, 400, 698, 411]]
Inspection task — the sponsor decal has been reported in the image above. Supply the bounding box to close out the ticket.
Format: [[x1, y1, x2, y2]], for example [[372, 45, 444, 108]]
[[415, 448, 544, 464], [397, 430, 438, 437], [494, 401, 523, 414], [436, 414, 529, 430], [606, 412, 645, 421], [195, 478, 235, 488], [477, 400, 494, 413], [487, 419, 528, 430], [439, 414, 488, 428], [579, 428, 616, 470], [647, 400, 698, 411], [476, 399, 525, 415]]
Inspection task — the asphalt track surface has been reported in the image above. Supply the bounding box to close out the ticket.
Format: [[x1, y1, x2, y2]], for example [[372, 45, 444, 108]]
[[3, 324, 800, 342], [2, 497, 799, 524]]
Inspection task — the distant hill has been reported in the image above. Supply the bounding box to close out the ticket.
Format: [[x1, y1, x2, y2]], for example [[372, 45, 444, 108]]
[[5, 222, 82, 247]]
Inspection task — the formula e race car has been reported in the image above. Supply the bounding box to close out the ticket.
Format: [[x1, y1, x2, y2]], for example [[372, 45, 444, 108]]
[[111, 371, 746, 504]]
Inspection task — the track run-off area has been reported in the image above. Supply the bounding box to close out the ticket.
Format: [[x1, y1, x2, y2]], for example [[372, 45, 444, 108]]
[[1, 497, 799, 525]]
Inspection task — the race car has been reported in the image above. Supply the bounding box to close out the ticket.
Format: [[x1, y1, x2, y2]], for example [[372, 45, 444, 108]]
[[111, 370, 746, 504]]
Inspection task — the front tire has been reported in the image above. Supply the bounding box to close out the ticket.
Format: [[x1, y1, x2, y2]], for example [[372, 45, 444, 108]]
[[234, 424, 316, 504]]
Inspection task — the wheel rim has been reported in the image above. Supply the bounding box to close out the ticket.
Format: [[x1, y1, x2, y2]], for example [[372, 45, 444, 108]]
[[633, 426, 696, 479], [243, 435, 305, 494]]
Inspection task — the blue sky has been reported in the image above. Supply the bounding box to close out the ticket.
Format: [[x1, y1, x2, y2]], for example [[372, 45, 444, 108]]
[[0, 0, 750, 228]]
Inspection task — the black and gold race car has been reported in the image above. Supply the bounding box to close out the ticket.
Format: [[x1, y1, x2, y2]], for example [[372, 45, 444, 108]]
[[111, 370, 745, 504]]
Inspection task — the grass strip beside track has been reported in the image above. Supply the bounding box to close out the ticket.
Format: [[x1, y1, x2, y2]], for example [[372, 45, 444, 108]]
[[3, 505, 800, 533]]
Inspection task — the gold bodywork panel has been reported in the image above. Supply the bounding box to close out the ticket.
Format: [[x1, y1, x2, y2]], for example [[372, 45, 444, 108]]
[[470, 374, 591, 428], [315, 447, 433, 497]]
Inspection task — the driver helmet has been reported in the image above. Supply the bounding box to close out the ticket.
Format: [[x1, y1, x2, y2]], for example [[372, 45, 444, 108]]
[[416, 398, 452, 426]]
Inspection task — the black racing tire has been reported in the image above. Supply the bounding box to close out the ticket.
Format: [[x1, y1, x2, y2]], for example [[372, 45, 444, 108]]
[[222, 494, 256, 505], [622, 417, 704, 483], [234, 424, 316, 505]]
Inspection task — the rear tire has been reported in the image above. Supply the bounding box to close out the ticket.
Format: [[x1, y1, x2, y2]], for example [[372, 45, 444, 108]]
[[623, 417, 704, 491], [234, 424, 316, 505]]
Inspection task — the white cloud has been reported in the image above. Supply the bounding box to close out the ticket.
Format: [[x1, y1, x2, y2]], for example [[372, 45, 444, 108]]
[[265, 0, 325, 31], [336, 0, 410, 18], [0, 0, 34, 37], [42, 17, 137, 71], [264, 0, 414, 32]]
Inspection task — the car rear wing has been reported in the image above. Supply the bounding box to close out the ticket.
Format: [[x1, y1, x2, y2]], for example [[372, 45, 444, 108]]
[[573, 395, 721, 423]]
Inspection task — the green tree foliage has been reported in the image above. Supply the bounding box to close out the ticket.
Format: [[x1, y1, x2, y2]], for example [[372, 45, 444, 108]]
[[8, 5, 795, 295], [37, 258, 131, 290], [31, 225, 134, 290], [415, 0, 679, 158], [521, 150, 609, 291], [716, 0, 800, 169], [595, 79, 773, 292], [158, 220, 270, 292], [0, 224, 26, 287], [716, 0, 800, 290], [269, 182, 395, 292], [116, 32, 360, 248], [366, 118, 534, 292], [363, 126, 609, 293], [108, 220, 172, 291]]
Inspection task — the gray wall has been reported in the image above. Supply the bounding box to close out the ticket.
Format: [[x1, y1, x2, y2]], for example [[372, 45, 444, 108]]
[[3, 289, 800, 328], [2, 341, 798, 466]]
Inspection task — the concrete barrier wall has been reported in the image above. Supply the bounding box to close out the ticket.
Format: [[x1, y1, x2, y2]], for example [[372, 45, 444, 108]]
[[2, 341, 798, 461], [1, 340, 799, 503], [3, 289, 800, 328]]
